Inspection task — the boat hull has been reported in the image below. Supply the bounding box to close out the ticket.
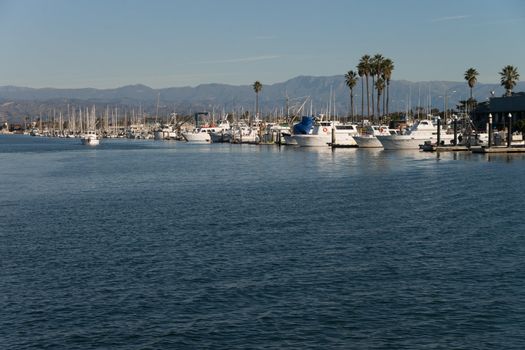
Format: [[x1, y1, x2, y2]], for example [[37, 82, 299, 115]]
[[353, 135, 382, 148], [377, 134, 454, 150], [332, 133, 357, 147], [293, 134, 330, 147], [81, 137, 100, 146], [182, 133, 211, 143], [281, 134, 298, 145], [294, 132, 357, 147]]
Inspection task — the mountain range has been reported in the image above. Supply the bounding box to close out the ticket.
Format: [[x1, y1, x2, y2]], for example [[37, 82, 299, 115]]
[[1, 76, 524, 121]]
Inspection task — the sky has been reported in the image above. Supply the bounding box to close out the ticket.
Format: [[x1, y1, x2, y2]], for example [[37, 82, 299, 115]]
[[0, 0, 524, 89]]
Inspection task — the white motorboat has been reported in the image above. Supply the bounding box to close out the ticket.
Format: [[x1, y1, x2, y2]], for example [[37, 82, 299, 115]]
[[353, 125, 395, 148], [182, 127, 213, 143], [332, 124, 359, 147], [80, 130, 100, 146], [209, 120, 232, 143], [230, 121, 260, 144], [183, 120, 230, 143], [293, 121, 358, 147], [154, 124, 178, 140], [376, 119, 453, 150]]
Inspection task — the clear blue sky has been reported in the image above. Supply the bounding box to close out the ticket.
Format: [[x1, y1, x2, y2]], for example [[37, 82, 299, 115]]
[[1, 0, 524, 88]]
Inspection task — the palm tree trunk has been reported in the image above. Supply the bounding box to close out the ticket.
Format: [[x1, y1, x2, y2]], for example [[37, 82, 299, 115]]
[[377, 93, 381, 121], [360, 77, 364, 120], [371, 76, 375, 121], [386, 82, 390, 116], [381, 88, 386, 116], [350, 91, 354, 121], [366, 76, 370, 119]]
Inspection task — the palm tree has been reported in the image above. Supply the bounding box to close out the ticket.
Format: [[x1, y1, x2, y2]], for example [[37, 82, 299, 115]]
[[499, 65, 519, 96], [382, 58, 394, 116], [344, 70, 359, 121], [358, 55, 372, 118], [357, 64, 365, 119], [252, 81, 263, 118], [370, 54, 384, 118], [464, 68, 479, 100], [375, 77, 385, 121]]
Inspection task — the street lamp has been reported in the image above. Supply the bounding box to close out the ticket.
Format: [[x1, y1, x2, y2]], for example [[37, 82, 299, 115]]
[[508, 113, 512, 148], [488, 113, 493, 148], [444, 90, 456, 124], [436, 116, 442, 146], [453, 114, 458, 145]]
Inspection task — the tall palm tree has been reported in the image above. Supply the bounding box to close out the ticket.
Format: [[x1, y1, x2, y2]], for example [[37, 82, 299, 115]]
[[370, 54, 384, 118], [357, 64, 365, 119], [252, 81, 263, 118], [375, 77, 385, 121], [382, 58, 394, 116], [464, 67, 479, 100], [344, 70, 359, 121], [499, 65, 519, 96], [358, 55, 372, 118]]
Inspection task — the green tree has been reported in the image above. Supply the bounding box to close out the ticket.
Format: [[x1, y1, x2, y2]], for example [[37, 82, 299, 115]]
[[370, 54, 384, 119], [358, 55, 372, 118], [499, 65, 519, 96], [357, 63, 365, 118], [344, 70, 359, 121], [382, 58, 394, 116], [252, 81, 263, 118], [375, 77, 385, 120], [464, 67, 479, 100]]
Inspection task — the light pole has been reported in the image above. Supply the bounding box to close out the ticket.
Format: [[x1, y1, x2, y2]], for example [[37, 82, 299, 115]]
[[444, 90, 456, 125], [488, 113, 493, 148], [436, 116, 441, 146], [453, 115, 458, 145], [508, 113, 512, 148]]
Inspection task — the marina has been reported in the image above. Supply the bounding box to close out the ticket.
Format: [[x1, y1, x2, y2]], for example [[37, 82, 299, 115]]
[[1, 1, 524, 348], [7, 112, 525, 156]]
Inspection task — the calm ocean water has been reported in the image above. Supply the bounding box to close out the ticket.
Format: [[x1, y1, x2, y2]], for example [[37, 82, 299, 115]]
[[1, 135, 525, 349]]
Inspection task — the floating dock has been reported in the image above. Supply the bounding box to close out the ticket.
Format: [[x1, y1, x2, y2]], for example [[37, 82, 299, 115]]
[[421, 144, 471, 152], [472, 146, 525, 153]]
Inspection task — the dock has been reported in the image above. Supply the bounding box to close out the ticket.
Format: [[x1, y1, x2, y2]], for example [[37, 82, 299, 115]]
[[421, 144, 471, 152], [471, 146, 525, 153]]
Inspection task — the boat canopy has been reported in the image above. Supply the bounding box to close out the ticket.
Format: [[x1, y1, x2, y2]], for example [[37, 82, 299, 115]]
[[293, 116, 314, 134]]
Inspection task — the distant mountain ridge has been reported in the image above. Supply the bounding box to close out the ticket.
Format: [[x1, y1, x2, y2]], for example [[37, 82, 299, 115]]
[[1, 76, 524, 119]]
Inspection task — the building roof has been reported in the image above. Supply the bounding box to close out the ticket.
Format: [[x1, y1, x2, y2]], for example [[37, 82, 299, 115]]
[[488, 93, 525, 113]]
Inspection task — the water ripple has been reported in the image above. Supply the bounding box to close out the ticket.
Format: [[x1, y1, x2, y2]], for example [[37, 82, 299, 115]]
[[1, 136, 525, 349]]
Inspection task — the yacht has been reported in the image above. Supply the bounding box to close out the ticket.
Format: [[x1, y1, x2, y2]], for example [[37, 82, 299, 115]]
[[80, 130, 100, 146], [281, 116, 314, 146], [376, 119, 453, 150], [153, 124, 177, 140], [293, 120, 358, 147], [353, 125, 395, 148], [183, 120, 231, 143], [182, 127, 213, 143], [230, 121, 261, 144], [209, 120, 232, 143]]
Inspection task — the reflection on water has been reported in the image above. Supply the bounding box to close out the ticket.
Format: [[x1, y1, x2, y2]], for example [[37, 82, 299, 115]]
[[2, 135, 525, 349]]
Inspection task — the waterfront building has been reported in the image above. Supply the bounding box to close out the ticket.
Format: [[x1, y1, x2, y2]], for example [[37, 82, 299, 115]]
[[471, 92, 525, 130]]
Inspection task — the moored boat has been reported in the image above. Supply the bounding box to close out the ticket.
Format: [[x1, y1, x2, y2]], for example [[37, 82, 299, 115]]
[[293, 119, 358, 147], [80, 130, 100, 145], [376, 119, 453, 150], [354, 125, 395, 148]]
